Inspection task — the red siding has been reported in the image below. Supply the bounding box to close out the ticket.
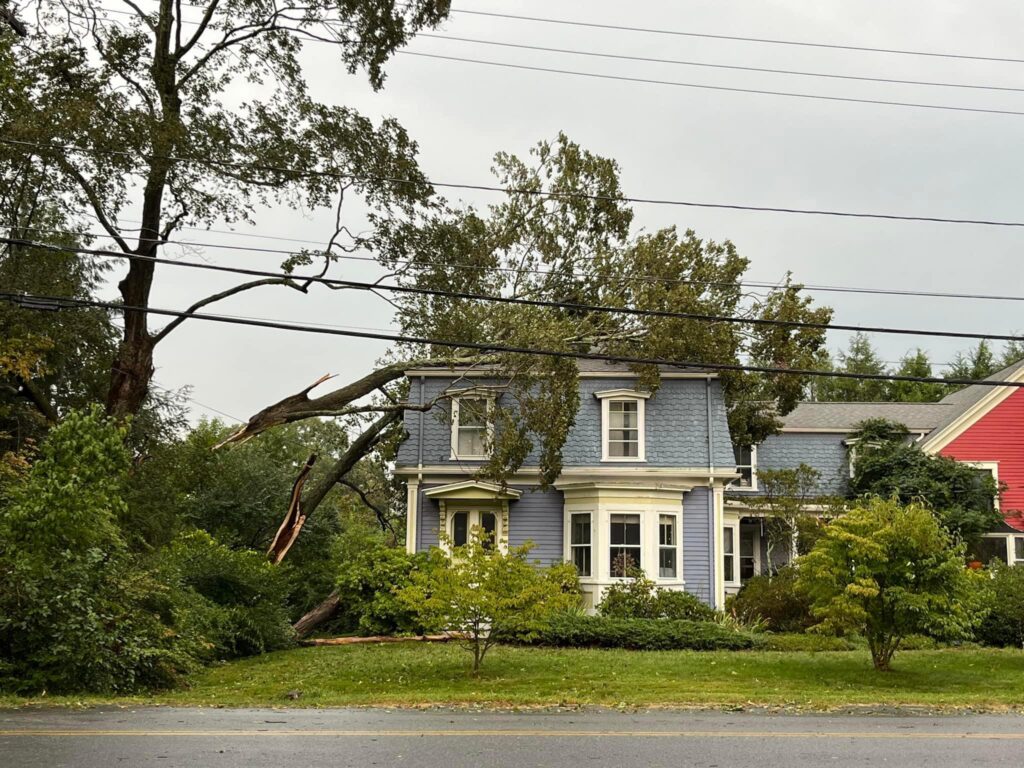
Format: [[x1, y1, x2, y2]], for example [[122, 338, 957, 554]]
[[939, 388, 1024, 531]]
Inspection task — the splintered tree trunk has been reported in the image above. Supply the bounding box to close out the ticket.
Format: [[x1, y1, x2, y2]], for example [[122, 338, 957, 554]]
[[294, 590, 342, 638]]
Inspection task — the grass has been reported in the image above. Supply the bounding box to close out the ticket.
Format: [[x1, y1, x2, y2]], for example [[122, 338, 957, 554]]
[[3, 643, 1024, 710]]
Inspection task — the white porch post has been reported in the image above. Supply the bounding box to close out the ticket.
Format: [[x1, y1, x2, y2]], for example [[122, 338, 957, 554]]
[[405, 479, 419, 554], [713, 483, 726, 609]]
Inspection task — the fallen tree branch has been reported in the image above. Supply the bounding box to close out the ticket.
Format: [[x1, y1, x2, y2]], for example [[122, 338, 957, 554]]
[[267, 453, 317, 564], [340, 478, 397, 543], [293, 589, 341, 638]]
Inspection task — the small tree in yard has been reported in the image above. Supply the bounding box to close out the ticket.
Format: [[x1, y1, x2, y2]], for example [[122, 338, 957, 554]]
[[798, 497, 986, 671], [399, 536, 579, 672]]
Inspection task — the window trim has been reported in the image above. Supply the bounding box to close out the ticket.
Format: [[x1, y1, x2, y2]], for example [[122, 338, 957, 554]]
[[980, 532, 1024, 566], [609, 512, 643, 577], [444, 505, 505, 553], [731, 444, 758, 492], [595, 389, 650, 463], [722, 521, 740, 587], [570, 512, 593, 578], [961, 461, 1001, 512], [658, 513, 679, 579], [449, 394, 494, 461]]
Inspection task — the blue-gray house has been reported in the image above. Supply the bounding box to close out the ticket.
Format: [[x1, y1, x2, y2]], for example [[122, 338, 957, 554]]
[[395, 362, 739, 609]]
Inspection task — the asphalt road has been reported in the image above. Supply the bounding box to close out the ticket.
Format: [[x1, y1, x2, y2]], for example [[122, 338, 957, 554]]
[[2, 707, 1023, 767]]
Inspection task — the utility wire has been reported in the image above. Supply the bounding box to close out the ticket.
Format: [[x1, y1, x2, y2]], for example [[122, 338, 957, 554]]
[[6, 237, 1021, 344], [7, 221, 1024, 304], [415, 32, 1024, 94], [3, 290, 1022, 390], [5, 136, 1024, 229], [401, 51, 1024, 119], [446, 8, 1024, 66]]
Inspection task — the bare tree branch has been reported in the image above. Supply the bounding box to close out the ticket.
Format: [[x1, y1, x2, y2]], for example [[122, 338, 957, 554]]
[[339, 479, 397, 540]]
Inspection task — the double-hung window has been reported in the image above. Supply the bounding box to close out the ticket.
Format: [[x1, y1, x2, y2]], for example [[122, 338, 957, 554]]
[[722, 526, 736, 583], [609, 513, 641, 576], [596, 390, 649, 462], [451, 396, 491, 460], [658, 515, 677, 578], [570, 513, 592, 577], [732, 444, 757, 490]]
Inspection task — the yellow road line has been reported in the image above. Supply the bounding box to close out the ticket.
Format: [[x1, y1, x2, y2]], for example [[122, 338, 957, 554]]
[[1, 729, 1023, 740]]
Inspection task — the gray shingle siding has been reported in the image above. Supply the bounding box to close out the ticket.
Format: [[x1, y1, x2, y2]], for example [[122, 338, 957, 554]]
[[508, 487, 564, 566], [683, 487, 713, 604], [397, 375, 733, 470], [757, 433, 850, 496]]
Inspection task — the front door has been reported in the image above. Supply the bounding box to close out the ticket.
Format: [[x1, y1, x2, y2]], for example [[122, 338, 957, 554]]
[[450, 508, 499, 549]]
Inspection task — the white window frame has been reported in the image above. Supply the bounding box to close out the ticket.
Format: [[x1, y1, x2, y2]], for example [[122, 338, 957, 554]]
[[449, 394, 494, 461], [981, 533, 1024, 566], [569, 512, 593, 578], [962, 461, 1001, 512], [658, 513, 680, 579], [445, 505, 504, 552], [722, 520, 740, 587], [731, 444, 758, 492], [595, 389, 650, 463]]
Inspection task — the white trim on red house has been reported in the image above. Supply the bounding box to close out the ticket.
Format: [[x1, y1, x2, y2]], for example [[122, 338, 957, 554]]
[[920, 366, 1024, 454]]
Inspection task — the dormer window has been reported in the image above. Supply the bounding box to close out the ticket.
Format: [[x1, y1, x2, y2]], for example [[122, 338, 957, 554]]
[[732, 444, 758, 491], [595, 389, 650, 462], [450, 395, 493, 460]]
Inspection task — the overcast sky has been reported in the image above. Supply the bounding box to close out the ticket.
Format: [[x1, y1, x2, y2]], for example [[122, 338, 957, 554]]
[[138, 0, 1024, 423]]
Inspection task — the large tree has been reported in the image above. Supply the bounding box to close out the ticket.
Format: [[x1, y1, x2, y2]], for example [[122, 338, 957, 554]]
[[3, 0, 452, 419]]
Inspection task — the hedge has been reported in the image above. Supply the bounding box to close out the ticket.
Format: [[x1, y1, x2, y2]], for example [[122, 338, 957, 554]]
[[533, 614, 759, 651]]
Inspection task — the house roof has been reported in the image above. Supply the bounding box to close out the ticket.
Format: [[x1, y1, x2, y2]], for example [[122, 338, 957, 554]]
[[779, 402, 957, 432], [406, 359, 715, 377], [781, 359, 1024, 434]]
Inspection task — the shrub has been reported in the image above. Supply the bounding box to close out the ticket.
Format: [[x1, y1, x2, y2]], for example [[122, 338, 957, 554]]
[[155, 530, 295, 660], [0, 408, 193, 693], [536, 614, 758, 651], [975, 561, 1024, 648], [728, 567, 814, 633], [334, 539, 432, 636], [399, 538, 580, 671], [598, 568, 716, 622], [760, 632, 860, 652], [798, 496, 988, 670]]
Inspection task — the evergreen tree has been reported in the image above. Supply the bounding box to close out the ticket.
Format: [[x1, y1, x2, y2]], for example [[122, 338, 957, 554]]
[[948, 340, 998, 381], [814, 333, 888, 401], [886, 349, 947, 402]]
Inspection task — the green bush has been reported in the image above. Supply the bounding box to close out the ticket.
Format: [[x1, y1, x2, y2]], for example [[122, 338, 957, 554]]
[[760, 633, 861, 652], [536, 614, 759, 651], [599, 569, 716, 622], [0, 408, 193, 694], [976, 561, 1024, 648], [155, 530, 295, 660], [335, 538, 432, 636], [728, 567, 814, 633]]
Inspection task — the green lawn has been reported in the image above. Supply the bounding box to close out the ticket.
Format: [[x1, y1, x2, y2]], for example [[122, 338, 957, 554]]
[[4, 644, 1024, 710]]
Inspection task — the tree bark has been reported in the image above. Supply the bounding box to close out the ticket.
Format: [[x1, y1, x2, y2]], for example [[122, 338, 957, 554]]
[[293, 590, 342, 638]]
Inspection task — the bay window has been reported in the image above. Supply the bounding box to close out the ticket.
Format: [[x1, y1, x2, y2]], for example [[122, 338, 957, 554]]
[[570, 513, 592, 577], [610, 513, 642, 576], [658, 515, 677, 578]]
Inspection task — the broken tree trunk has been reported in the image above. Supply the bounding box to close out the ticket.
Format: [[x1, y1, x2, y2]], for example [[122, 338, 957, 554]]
[[294, 590, 341, 638], [267, 453, 317, 564]]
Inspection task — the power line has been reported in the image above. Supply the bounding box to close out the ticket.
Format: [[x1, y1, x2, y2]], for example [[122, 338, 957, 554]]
[[415, 32, 1024, 94], [8, 221, 1024, 304], [447, 8, 1024, 66], [6, 237, 1022, 344], [6, 135, 1024, 229], [3, 290, 1023, 390], [401, 51, 1024, 119]]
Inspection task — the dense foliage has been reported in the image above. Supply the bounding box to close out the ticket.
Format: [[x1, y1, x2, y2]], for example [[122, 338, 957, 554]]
[[798, 497, 986, 670], [154, 530, 295, 660], [0, 409, 193, 693], [535, 614, 758, 651], [975, 561, 1024, 648], [728, 567, 815, 633], [598, 568, 716, 622], [399, 538, 579, 671], [849, 419, 1002, 545]]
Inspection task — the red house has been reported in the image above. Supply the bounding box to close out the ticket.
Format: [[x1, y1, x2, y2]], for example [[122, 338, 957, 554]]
[[920, 360, 1024, 564]]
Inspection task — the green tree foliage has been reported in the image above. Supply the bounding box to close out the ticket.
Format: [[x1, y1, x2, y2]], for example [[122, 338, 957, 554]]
[[812, 333, 888, 402], [125, 418, 392, 618], [598, 567, 716, 622], [974, 561, 1024, 648], [154, 530, 295, 660], [948, 340, 999, 381], [887, 349, 948, 402], [798, 497, 986, 670], [0, 408, 191, 693], [728, 566, 814, 633], [399, 537, 580, 671], [849, 419, 1002, 545]]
